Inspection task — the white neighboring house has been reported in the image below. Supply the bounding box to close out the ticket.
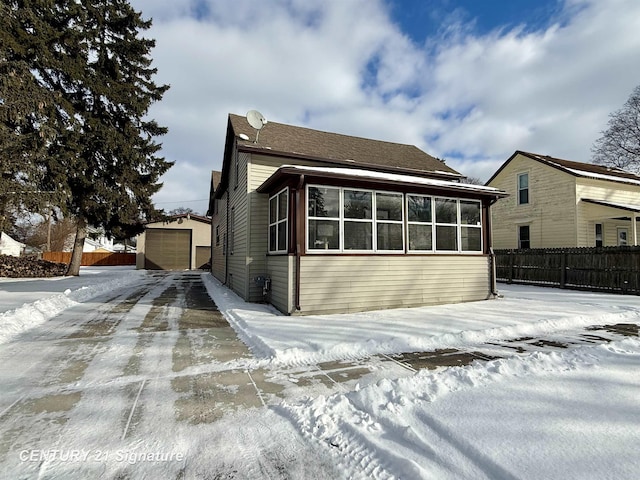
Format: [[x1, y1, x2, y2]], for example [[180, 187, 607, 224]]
[[0, 232, 26, 257], [80, 227, 115, 252]]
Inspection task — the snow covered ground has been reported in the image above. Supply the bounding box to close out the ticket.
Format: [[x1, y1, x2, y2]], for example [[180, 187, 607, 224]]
[[1, 269, 639, 479]]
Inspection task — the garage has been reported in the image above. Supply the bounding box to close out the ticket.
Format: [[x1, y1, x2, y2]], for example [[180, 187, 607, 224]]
[[144, 229, 192, 270], [136, 214, 211, 271]]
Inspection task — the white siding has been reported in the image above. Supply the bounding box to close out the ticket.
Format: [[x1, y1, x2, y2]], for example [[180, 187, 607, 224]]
[[489, 154, 577, 248], [576, 177, 640, 246], [297, 255, 491, 315]]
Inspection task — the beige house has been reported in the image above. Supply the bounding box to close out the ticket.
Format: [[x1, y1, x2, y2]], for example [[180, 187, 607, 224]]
[[208, 113, 506, 315], [136, 214, 211, 270], [487, 150, 640, 249]]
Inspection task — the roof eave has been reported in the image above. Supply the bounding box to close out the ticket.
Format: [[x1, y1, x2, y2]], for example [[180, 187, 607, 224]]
[[257, 166, 507, 199]]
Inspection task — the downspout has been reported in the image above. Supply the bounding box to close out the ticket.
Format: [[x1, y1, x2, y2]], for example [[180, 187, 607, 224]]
[[487, 197, 499, 296], [295, 175, 305, 311]]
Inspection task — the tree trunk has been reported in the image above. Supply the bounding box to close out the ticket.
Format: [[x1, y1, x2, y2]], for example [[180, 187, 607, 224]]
[[66, 217, 87, 276]]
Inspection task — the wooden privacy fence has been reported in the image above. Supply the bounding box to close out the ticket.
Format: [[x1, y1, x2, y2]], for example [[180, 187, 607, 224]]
[[495, 246, 640, 294], [43, 252, 136, 266]]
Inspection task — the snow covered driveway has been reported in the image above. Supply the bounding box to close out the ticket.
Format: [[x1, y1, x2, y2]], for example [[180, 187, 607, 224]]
[[0, 272, 339, 479], [1, 269, 639, 479]]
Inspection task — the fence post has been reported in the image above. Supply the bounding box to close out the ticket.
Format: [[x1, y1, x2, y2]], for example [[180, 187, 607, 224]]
[[560, 251, 566, 289], [508, 250, 514, 284]]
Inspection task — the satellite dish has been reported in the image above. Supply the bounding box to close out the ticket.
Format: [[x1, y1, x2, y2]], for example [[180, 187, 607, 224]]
[[246, 110, 267, 143]]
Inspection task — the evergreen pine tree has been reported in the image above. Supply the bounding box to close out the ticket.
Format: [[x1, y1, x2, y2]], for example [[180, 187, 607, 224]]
[[2, 0, 172, 274]]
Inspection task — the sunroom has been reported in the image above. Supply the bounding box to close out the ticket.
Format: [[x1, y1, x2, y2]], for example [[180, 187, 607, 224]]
[[257, 165, 507, 315]]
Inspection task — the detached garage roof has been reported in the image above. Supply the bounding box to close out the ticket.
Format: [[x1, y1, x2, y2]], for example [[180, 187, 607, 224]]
[[146, 213, 211, 226]]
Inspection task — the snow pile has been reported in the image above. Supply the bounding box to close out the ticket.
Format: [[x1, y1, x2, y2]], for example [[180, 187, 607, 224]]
[[0, 269, 146, 344], [281, 337, 640, 479], [203, 275, 640, 366]]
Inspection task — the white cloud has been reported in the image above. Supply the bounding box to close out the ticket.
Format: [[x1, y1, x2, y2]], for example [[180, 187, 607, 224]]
[[128, 0, 640, 208]]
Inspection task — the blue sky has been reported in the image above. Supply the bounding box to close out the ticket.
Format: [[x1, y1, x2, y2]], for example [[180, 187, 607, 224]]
[[128, 0, 640, 214], [390, 0, 563, 40]]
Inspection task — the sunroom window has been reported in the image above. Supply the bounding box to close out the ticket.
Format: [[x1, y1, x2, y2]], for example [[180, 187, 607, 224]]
[[344, 189, 373, 250], [407, 194, 432, 251], [307, 186, 482, 254], [376, 192, 404, 251], [308, 186, 340, 250], [269, 188, 288, 253], [408, 195, 482, 253], [435, 197, 458, 251]]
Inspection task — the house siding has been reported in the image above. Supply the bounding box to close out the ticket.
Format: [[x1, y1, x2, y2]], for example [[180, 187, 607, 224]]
[[246, 154, 340, 301], [297, 255, 490, 315], [224, 150, 250, 297], [265, 254, 295, 313], [246, 155, 280, 301], [576, 177, 640, 246], [211, 191, 227, 282], [489, 153, 577, 249]]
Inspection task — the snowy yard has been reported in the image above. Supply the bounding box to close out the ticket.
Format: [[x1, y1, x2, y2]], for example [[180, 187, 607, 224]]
[[0, 268, 639, 479]]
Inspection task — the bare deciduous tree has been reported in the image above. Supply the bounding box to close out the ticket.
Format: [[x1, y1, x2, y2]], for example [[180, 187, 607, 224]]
[[592, 85, 640, 173]]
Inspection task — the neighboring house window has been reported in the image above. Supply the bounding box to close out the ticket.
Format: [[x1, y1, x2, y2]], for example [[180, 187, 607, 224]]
[[595, 223, 603, 247], [519, 225, 531, 249], [230, 207, 235, 254], [269, 188, 289, 253], [215, 225, 220, 246], [517, 173, 529, 205], [617, 227, 628, 246], [307, 186, 481, 253]]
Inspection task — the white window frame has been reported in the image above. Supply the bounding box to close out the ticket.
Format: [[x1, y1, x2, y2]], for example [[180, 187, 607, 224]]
[[306, 185, 406, 253], [407, 194, 434, 253], [375, 191, 405, 252], [408, 195, 482, 254], [268, 187, 289, 254], [306, 185, 483, 254], [459, 199, 483, 253], [517, 172, 529, 205], [518, 224, 531, 249]]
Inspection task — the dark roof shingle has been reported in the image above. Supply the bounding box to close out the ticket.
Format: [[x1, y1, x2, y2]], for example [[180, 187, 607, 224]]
[[228, 114, 460, 177]]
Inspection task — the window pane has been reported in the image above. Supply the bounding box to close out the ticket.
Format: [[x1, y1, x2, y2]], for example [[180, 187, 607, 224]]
[[436, 225, 457, 250], [460, 200, 480, 225], [277, 222, 287, 251], [408, 224, 432, 250], [309, 219, 339, 249], [377, 223, 403, 250], [519, 188, 529, 205], [376, 193, 402, 221], [269, 225, 277, 251], [308, 187, 339, 217], [278, 191, 288, 221], [518, 174, 529, 205], [269, 197, 277, 224], [435, 198, 457, 224], [461, 227, 481, 251], [407, 195, 431, 222], [344, 190, 372, 219], [519, 225, 530, 249], [519, 173, 528, 189], [344, 221, 372, 250]]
